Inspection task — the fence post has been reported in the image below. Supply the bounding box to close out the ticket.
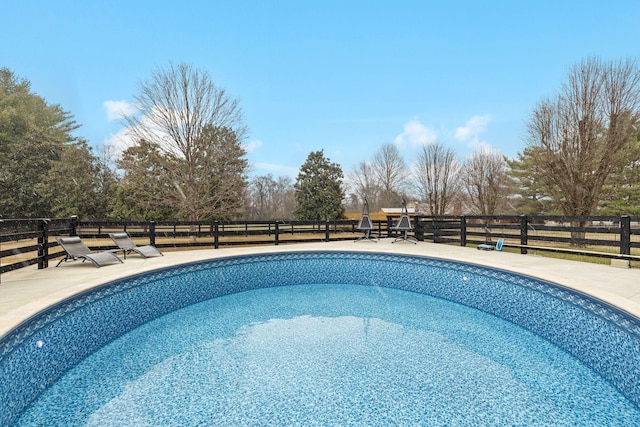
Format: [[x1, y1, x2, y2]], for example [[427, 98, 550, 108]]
[[149, 221, 156, 246], [520, 215, 528, 255], [620, 215, 631, 256], [274, 222, 279, 245], [70, 215, 79, 236], [214, 221, 219, 249], [325, 221, 330, 242], [414, 216, 424, 242], [37, 218, 50, 269], [460, 216, 467, 247]]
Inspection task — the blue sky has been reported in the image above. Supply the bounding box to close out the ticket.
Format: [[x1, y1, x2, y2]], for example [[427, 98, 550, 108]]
[[3, 1, 639, 178]]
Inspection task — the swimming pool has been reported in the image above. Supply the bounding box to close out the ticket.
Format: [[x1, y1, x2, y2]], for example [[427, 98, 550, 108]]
[[1, 251, 640, 424]]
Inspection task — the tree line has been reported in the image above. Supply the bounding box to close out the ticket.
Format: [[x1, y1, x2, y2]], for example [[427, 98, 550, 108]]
[[1, 58, 639, 221]]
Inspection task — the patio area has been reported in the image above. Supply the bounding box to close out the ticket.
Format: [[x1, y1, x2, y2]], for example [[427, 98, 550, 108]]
[[2, 239, 640, 339]]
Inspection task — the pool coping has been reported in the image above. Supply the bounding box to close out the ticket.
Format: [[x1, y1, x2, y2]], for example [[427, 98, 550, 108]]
[[2, 239, 640, 339]]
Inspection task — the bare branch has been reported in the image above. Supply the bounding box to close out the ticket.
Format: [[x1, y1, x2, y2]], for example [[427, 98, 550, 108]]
[[413, 143, 462, 215], [462, 147, 510, 215], [526, 57, 640, 215], [121, 62, 249, 222]]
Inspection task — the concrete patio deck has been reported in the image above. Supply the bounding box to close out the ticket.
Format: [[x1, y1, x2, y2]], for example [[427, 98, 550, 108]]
[[2, 239, 640, 338]]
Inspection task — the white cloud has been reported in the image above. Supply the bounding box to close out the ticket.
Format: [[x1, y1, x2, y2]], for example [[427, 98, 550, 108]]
[[103, 127, 135, 159], [454, 114, 491, 144], [394, 119, 437, 148], [244, 139, 263, 153], [103, 100, 137, 122]]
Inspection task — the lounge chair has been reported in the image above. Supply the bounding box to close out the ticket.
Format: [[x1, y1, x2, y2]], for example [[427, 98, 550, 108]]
[[355, 198, 378, 242], [109, 232, 163, 259], [391, 199, 417, 244], [477, 238, 504, 251], [56, 236, 123, 268]]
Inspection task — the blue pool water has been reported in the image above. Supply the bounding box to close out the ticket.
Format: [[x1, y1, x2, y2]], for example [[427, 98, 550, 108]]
[[16, 283, 640, 425], [2, 252, 640, 425]]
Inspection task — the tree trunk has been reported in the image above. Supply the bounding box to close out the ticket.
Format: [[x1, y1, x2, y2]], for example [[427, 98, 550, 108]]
[[570, 220, 587, 247]]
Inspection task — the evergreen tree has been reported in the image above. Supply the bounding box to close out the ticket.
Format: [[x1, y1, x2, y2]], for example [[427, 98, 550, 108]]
[[111, 139, 178, 220], [39, 140, 115, 219], [294, 150, 345, 220], [505, 148, 553, 215], [114, 126, 248, 221], [599, 131, 640, 215], [179, 125, 248, 221], [0, 68, 105, 218]]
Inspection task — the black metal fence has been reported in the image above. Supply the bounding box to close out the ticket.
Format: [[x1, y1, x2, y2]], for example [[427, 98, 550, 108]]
[[0, 216, 389, 276], [2, 215, 640, 280], [415, 214, 640, 261]]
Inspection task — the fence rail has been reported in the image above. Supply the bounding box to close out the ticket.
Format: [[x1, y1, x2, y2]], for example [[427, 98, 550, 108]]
[[0, 217, 391, 277], [2, 215, 640, 281], [414, 215, 640, 261]]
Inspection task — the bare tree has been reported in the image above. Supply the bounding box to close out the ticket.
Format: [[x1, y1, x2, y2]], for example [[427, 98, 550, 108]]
[[462, 147, 511, 215], [371, 143, 408, 207], [183, 125, 248, 220], [272, 176, 297, 219], [414, 143, 462, 215], [246, 174, 296, 220], [526, 57, 640, 216], [247, 175, 274, 219], [346, 161, 381, 211], [124, 62, 249, 225]]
